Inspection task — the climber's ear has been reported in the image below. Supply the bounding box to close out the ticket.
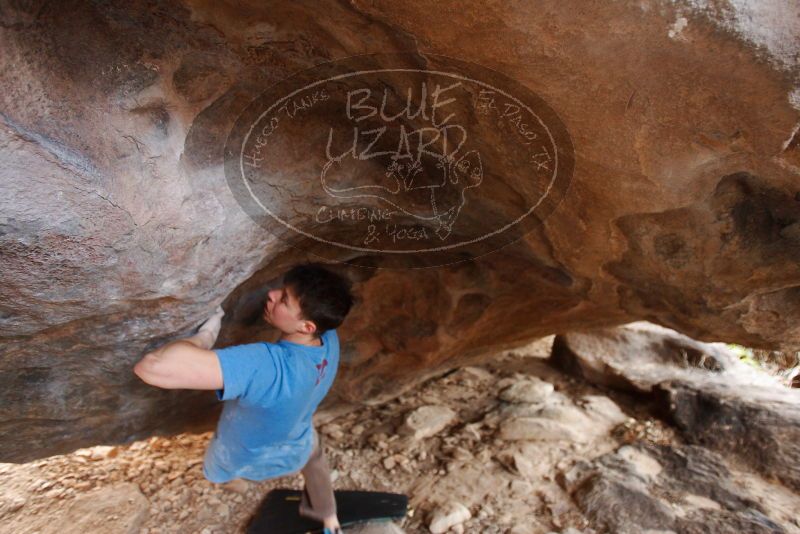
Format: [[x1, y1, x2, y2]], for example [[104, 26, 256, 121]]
[[133, 341, 223, 390]]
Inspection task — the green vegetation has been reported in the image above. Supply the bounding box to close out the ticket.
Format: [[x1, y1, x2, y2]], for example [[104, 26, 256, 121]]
[[727, 343, 800, 387], [727, 344, 759, 369]]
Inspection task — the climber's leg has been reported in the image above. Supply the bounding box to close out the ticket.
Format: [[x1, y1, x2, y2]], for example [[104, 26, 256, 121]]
[[299, 429, 339, 530], [220, 477, 250, 493]]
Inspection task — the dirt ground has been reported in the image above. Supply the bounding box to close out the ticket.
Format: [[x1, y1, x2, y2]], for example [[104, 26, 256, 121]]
[[2, 337, 798, 534]]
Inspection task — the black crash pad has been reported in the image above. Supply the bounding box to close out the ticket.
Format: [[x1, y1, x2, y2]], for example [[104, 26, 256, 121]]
[[246, 488, 408, 534]]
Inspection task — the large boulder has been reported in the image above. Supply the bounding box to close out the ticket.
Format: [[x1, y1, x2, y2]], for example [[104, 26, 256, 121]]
[[550, 321, 749, 393], [552, 323, 800, 490], [1, 0, 799, 460], [658, 380, 800, 492], [559, 443, 789, 533]]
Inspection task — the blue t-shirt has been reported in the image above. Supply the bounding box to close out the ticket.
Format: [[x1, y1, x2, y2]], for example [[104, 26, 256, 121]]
[[202, 328, 339, 483]]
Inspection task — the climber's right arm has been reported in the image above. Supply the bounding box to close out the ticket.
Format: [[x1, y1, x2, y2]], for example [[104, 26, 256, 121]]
[[133, 340, 223, 390]]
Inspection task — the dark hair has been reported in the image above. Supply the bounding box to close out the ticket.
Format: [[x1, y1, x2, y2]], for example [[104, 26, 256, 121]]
[[282, 263, 354, 337]]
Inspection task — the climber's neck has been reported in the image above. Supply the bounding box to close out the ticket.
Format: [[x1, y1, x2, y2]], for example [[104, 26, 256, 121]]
[[278, 331, 323, 347]]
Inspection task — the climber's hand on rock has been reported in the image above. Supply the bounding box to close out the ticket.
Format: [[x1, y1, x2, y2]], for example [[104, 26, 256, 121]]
[[198, 305, 225, 341]]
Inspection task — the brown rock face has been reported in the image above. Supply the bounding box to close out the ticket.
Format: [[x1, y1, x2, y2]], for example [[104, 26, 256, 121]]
[[1, 0, 799, 461]]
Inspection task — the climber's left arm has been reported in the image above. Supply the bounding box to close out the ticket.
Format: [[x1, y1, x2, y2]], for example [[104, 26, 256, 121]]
[[133, 340, 223, 390]]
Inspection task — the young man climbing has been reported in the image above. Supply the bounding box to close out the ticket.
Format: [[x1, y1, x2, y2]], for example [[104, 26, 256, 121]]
[[134, 263, 354, 534]]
